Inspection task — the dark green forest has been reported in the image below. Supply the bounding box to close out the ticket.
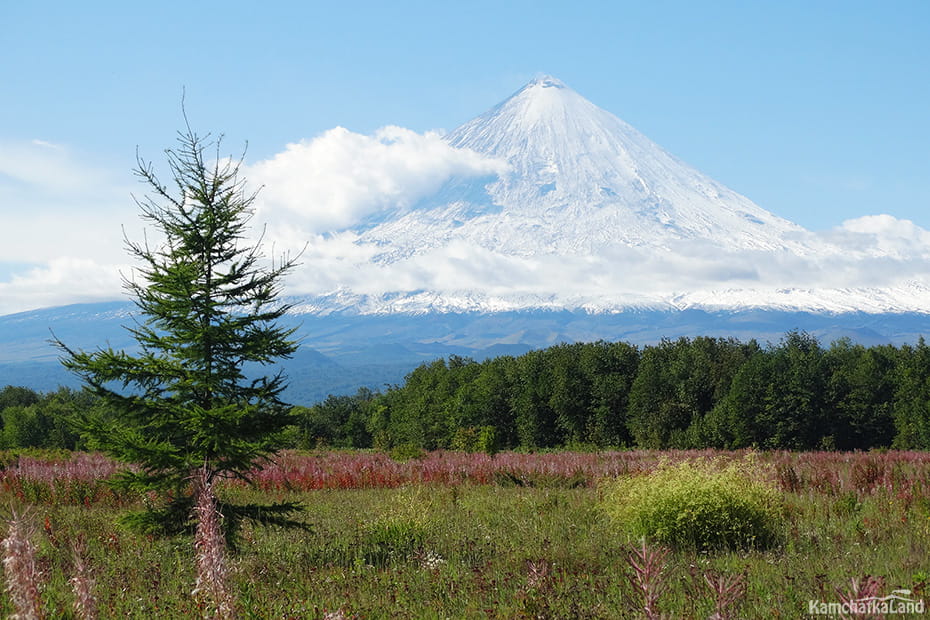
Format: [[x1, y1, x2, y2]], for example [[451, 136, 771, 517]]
[[0, 385, 89, 450], [4, 331, 930, 453], [290, 332, 930, 452]]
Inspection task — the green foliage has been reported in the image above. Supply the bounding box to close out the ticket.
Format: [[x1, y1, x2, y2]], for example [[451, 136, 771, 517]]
[[578, 340, 639, 447], [762, 331, 828, 449], [892, 337, 930, 449], [381, 356, 481, 449], [628, 337, 757, 449], [0, 388, 88, 450], [337, 331, 926, 453], [1, 405, 46, 449], [389, 443, 426, 462], [450, 425, 498, 454], [54, 125, 299, 534], [7, 325, 929, 455], [824, 340, 896, 449], [291, 388, 375, 448], [0, 386, 40, 410], [702, 332, 829, 450], [359, 486, 437, 566], [601, 458, 783, 551], [451, 356, 517, 447]]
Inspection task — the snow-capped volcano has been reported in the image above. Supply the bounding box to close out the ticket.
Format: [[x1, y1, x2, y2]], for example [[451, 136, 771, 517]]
[[357, 75, 807, 262], [252, 75, 930, 316]]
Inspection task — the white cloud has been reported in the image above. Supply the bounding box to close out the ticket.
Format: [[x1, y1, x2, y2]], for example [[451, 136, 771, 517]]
[[0, 139, 136, 265], [0, 139, 119, 196], [274, 215, 930, 312], [0, 139, 140, 313], [831, 214, 930, 259], [0, 257, 126, 315], [246, 126, 508, 237]]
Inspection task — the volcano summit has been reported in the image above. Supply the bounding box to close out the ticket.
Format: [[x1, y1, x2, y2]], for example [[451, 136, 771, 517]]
[[372, 75, 804, 256]]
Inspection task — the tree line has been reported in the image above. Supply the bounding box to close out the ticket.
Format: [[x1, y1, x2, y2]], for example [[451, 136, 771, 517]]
[[4, 331, 930, 454], [290, 332, 930, 452], [0, 385, 89, 450]]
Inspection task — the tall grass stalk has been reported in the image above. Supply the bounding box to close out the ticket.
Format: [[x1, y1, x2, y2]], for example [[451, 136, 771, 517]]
[[2, 509, 43, 620], [69, 536, 97, 620], [192, 475, 236, 619], [834, 576, 886, 620], [626, 539, 669, 619], [702, 569, 746, 620]]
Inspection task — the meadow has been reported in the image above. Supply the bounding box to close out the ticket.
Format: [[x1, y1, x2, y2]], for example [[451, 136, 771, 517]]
[[1, 449, 929, 618]]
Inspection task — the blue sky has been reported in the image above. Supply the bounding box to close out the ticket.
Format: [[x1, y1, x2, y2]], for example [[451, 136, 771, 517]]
[[2, 1, 929, 313]]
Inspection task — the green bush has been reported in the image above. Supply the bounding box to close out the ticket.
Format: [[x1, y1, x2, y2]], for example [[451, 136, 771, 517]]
[[360, 486, 437, 566], [451, 425, 499, 454], [389, 443, 426, 462], [362, 516, 427, 566], [601, 458, 783, 551]]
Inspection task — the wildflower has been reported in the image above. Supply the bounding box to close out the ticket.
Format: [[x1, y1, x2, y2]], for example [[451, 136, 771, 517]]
[[69, 537, 97, 620], [192, 475, 236, 619], [2, 509, 43, 620], [415, 550, 446, 571]]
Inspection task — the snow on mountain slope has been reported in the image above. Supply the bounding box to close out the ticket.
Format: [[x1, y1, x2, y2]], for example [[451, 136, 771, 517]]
[[286, 282, 930, 316], [263, 76, 930, 315], [358, 76, 810, 262]]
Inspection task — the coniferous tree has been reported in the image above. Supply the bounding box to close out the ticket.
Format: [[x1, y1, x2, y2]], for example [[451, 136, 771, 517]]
[[57, 124, 300, 534]]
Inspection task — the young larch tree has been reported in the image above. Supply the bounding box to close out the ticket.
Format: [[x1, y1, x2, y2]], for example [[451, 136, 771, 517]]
[[57, 121, 301, 534]]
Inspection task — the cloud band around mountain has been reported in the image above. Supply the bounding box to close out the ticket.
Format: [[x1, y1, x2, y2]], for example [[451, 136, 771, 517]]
[[1, 127, 929, 316]]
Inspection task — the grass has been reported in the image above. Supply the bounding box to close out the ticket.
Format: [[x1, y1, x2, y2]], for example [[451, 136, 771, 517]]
[[0, 449, 928, 617]]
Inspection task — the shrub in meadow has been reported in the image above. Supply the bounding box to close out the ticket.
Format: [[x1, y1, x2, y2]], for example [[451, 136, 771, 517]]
[[601, 458, 783, 551], [362, 517, 427, 567], [451, 426, 499, 455], [388, 444, 426, 463], [360, 486, 438, 566]]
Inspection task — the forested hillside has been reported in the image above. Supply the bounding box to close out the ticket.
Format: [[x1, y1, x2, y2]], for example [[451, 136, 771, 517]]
[[290, 332, 930, 452], [0, 385, 88, 450], [4, 331, 930, 452]]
